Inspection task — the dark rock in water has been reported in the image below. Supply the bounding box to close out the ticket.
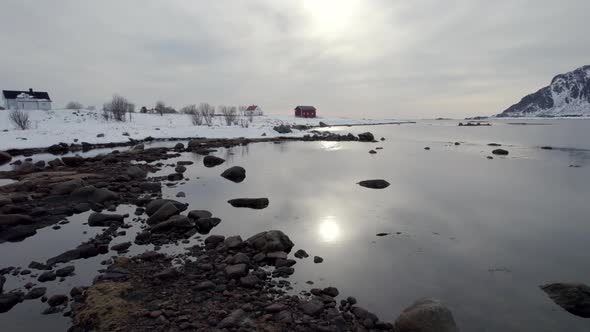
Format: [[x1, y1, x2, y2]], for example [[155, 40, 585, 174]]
[[0, 292, 22, 313], [38, 271, 57, 282], [96, 133, 105, 138], [24, 287, 46, 300], [132, 144, 144, 151], [167, 173, 183, 181], [174, 143, 184, 150], [323, 286, 339, 297], [369, 150, 377, 154], [394, 298, 459, 332], [194, 217, 221, 234], [225, 264, 248, 279], [28, 261, 52, 271], [302, 299, 325, 316], [273, 125, 292, 134], [47, 143, 69, 154], [187, 210, 213, 220], [0, 151, 12, 165], [246, 230, 294, 253], [540, 283, 590, 318], [454, 142, 460, 146], [221, 166, 246, 183], [358, 132, 375, 142], [424, 147, 430, 150], [205, 235, 225, 246], [488, 143, 502, 146], [203, 155, 225, 168], [146, 202, 180, 225], [376, 233, 390, 236], [294, 249, 309, 259], [228, 198, 269, 209], [151, 215, 193, 233], [319, 121, 329, 127], [88, 213, 125, 227], [56, 266, 75, 277], [69, 186, 118, 203], [47, 243, 100, 265], [313, 256, 324, 263], [174, 165, 187, 173], [492, 149, 509, 155], [126, 166, 147, 179], [61, 156, 84, 167], [175, 191, 186, 198], [145, 199, 187, 216], [358, 179, 390, 189], [540, 146, 553, 150], [217, 308, 247, 329], [110, 242, 132, 252], [47, 294, 68, 307], [0, 214, 34, 230], [487, 156, 493, 160], [0, 275, 4, 293]]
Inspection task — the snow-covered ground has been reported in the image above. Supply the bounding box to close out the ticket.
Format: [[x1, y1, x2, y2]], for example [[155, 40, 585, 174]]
[[0, 109, 406, 150]]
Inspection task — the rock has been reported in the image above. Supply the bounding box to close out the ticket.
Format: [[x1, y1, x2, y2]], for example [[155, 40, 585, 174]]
[[358, 179, 390, 189], [394, 298, 459, 332], [146, 202, 180, 225], [217, 309, 246, 328], [61, 156, 84, 167], [187, 210, 212, 220], [302, 299, 325, 316], [28, 261, 52, 270], [24, 287, 46, 299], [225, 264, 248, 279], [174, 165, 187, 173], [228, 198, 269, 209], [0, 275, 4, 293], [358, 132, 375, 142], [88, 213, 125, 227], [323, 287, 339, 297], [246, 230, 294, 253], [224, 235, 243, 249], [0, 151, 12, 165], [126, 166, 147, 179], [154, 268, 179, 280], [174, 143, 184, 150], [220, 166, 246, 183], [151, 215, 193, 232], [69, 186, 118, 203], [47, 294, 68, 307], [541, 146, 553, 150], [47, 143, 69, 154], [195, 217, 222, 234], [369, 150, 377, 154], [204, 235, 225, 245], [46, 243, 100, 265], [139, 182, 161, 192], [319, 121, 329, 127], [38, 271, 57, 282], [110, 242, 132, 252], [540, 283, 590, 318], [294, 249, 309, 259], [266, 303, 288, 313], [175, 191, 186, 198], [0, 196, 11, 207], [167, 173, 183, 181], [273, 125, 292, 134], [195, 281, 216, 291], [203, 155, 225, 168], [240, 275, 260, 288], [492, 149, 509, 155], [0, 214, 34, 229], [314, 256, 324, 263], [96, 133, 105, 138], [0, 293, 22, 313], [56, 266, 75, 277], [145, 199, 187, 216], [424, 147, 430, 150], [376, 232, 390, 236], [132, 144, 144, 151]]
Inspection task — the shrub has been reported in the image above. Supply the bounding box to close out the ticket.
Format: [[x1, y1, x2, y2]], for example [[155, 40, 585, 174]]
[[103, 94, 134, 122], [9, 109, 31, 130], [66, 101, 84, 110]]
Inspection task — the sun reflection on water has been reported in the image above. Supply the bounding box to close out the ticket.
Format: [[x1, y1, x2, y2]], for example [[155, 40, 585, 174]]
[[318, 216, 341, 243], [320, 141, 342, 151]]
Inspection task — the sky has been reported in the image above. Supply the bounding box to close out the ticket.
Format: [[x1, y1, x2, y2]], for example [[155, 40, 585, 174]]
[[0, 0, 588, 119]]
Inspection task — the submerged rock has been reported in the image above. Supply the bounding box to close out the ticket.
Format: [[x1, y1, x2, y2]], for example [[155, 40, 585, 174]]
[[358, 179, 390, 189], [394, 298, 459, 332], [228, 198, 269, 209], [221, 166, 246, 183], [203, 155, 225, 168], [88, 213, 125, 227], [540, 283, 590, 318], [146, 202, 180, 225]]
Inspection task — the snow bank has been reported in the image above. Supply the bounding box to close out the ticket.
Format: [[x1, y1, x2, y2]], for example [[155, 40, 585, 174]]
[[0, 109, 405, 150]]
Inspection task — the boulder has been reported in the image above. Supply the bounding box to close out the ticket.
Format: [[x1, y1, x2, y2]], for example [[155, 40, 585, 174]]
[[187, 210, 212, 220], [55, 266, 75, 277], [221, 166, 246, 183], [126, 166, 147, 179], [61, 156, 84, 167], [110, 242, 132, 252], [294, 249, 309, 259], [273, 125, 292, 134], [132, 144, 144, 151], [69, 186, 118, 203], [203, 155, 225, 168], [174, 143, 184, 150], [246, 230, 294, 253], [28, 261, 52, 270], [194, 217, 221, 234], [0, 151, 12, 165], [38, 271, 57, 282], [47, 243, 100, 265], [540, 283, 590, 318], [0, 275, 4, 293], [0, 292, 22, 313], [217, 309, 246, 329], [150, 215, 193, 232], [88, 213, 125, 227], [302, 299, 325, 316], [492, 149, 509, 155], [167, 173, 183, 181], [146, 202, 180, 225], [358, 179, 390, 189], [145, 199, 187, 216], [358, 132, 375, 142], [47, 143, 69, 154], [51, 179, 83, 195], [394, 298, 459, 332], [47, 294, 68, 307], [225, 264, 248, 279], [24, 287, 46, 300], [228, 198, 269, 209], [0, 214, 34, 230], [174, 165, 187, 173]]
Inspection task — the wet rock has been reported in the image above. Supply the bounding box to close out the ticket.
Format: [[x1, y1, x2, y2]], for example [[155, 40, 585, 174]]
[[203, 155, 225, 168], [246, 230, 294, 253], [358, 179, 390, 189], [0, 196, 11, 208], [96, 133, 105, 138], [492, 149, 509, 156], [541, 146, 553, 150], [51, 179, 85, 196], [394, 298, 459, 332], [369, 150, 377, 154], [323, 287, 339, 297], [187, 210, 212, 220], [69, 186, 118, 203], [175, 191, 186, 198], [167, 173, 183, 181], [224, 235, 243, 249], [61, 156, 84, 167], [146, 202, 180, 225], [540, 283, 590, 318], [273, 125, 292, 134], [47, 294, 68, 307], [294, 249, 309, 259], [488, 143, 502, 146], [217, 309, 246, 328], [126, 166, 147, 179], [47, 143, 69, 154], [302, 299, 325, 316], [38, 271, 57, 282], [73, 202, 91, 213], [145, 199, 187, 216], [0, 275, 4, 293], [358, 132, 375, 142], [174, 165, 187, 173], [240, 275, 260, 288], [174, 143, 184, 150], [228, 198, 269, 209], [47, 243, 100, 265], [0, 151, 12, 165], [225, 264, 248, 279], [88, 213, 125, 227], [0, 292, 22, 313], [132, 144, 144, 151], [110, 242, 132, 252], [139, 182, 161, 192], [56, 266, 75, 277], [424, 147, 430, 150], [195, 217, 221, 234], [28, 261, 52, 271], [205, 235, 225, 246], [314, 256, 324, 263], [0, 214, 34, 229], [155, 268, 179, 280], [24, 287, 46, 300], [319, 121, 329, 127], [151, 215, 193, 232], [195, 281, 216, 291], [221, 166, 246, 183]]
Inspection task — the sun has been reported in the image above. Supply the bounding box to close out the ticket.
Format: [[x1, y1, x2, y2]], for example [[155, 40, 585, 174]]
[[302, 0, 360, 38]]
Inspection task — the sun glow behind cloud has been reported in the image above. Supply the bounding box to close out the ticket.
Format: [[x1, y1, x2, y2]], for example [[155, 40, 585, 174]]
[[302, 0, 360, 39]]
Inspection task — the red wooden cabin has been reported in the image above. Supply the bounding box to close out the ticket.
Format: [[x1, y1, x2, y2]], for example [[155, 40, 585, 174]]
[[294, 105, 316, 118]]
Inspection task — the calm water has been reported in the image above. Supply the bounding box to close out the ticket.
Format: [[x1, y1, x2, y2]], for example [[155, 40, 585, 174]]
[[2, 119, 590, 331]]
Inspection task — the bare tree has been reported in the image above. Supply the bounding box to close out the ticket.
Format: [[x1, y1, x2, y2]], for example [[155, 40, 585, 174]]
[[103, 94, 133, 122], [181, 104, 203, 125], [219, 105, 238, 126], [155, 101, 166, 116], [238, 105, 247, 116], [198, 102, 215, 126], [66, 101, 84, 110], [9, 110, 31, 130]]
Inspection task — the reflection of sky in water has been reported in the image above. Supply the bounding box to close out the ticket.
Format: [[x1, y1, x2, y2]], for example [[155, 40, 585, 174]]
[[319, 141, 342, 151], [318, 215, 341, 243]]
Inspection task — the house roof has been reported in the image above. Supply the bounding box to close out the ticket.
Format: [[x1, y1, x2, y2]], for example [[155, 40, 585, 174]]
[[246, 105, 258, 111], [295, 105, 316, 111], [2, 90, 51, 101]]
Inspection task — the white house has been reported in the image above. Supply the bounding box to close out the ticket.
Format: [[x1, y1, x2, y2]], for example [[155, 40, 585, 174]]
[[2, 89, 52, 110], [245, 105, 263, 116]]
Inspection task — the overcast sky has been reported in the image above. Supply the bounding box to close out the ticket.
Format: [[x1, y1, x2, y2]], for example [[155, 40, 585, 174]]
[[0, 0, 588, 118]]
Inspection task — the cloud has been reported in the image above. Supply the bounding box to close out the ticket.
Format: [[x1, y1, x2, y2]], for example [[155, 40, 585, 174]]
[[0, 0, 588, 118]]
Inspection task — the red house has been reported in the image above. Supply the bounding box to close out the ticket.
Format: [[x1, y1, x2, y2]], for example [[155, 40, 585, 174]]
[[294, 105, 316, 118]]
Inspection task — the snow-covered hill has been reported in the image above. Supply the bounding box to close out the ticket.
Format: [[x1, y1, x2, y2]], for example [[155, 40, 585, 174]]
[[498, 65, 590, 117], [0, 109, 403, 150]]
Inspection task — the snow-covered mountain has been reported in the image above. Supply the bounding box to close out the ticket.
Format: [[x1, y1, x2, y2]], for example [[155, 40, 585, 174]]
[[497, 65, 590, 117]]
